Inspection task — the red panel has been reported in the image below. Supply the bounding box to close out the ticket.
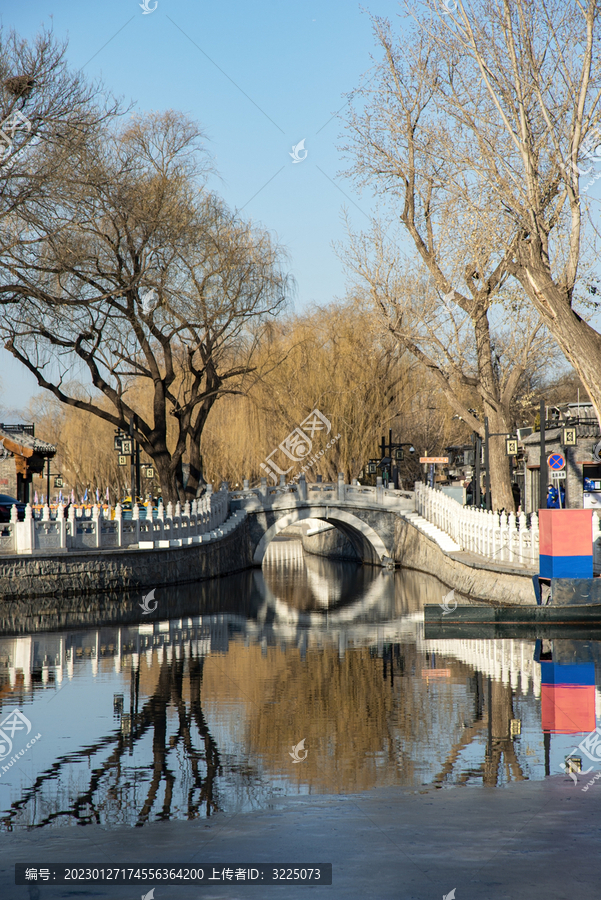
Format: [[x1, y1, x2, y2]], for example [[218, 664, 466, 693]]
[[538, 509, 592, 558], [541, 684, 596, 733]]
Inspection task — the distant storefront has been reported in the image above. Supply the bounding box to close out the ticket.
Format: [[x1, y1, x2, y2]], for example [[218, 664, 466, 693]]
[[520, 403, 601, 513], [0, 424, 56, 503]]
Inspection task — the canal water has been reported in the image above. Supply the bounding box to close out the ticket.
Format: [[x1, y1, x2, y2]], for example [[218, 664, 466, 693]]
[[0, 542, 598, 831]]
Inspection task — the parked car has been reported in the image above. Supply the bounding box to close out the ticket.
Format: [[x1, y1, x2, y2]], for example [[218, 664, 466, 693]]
[[0, 494, 26, 523]]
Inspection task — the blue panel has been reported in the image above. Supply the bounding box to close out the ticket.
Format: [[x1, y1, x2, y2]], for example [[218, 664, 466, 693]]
[[540, 661, 596, 686], [540, 554, 593, 579]]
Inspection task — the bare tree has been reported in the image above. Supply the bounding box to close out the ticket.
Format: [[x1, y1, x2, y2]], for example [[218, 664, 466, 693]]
[[346, 1, 601, 432], [0, 25, 121, 247], [0, 112, 290, 502], [341, 19, 557, 509]]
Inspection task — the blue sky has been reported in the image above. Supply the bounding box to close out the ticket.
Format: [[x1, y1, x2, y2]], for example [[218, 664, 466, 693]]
[[0, 0, 410, 412]]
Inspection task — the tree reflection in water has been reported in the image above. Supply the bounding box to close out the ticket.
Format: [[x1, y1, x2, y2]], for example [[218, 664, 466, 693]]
[[0, 562, 576, 831], [0, 650, 227, 830]]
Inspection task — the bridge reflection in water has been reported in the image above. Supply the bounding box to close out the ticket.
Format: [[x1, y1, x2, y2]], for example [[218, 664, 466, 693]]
[[0, 545, 600, 830]]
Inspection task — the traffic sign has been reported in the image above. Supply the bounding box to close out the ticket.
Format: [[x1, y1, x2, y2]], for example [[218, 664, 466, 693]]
[[550, 470, 566, 479], [419, 457, 449, 464], [548, 453, 566, 470]]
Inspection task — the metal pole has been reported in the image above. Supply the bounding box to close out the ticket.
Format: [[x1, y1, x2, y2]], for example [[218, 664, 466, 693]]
[[475, 434, 481, 507], [134, 414, 141, 501], [129, 416, 135, 502], [484, 417, 492, 510], [539, 400, 547, 511], [388, 428, 392, 458], [46, 456, 50, 505]]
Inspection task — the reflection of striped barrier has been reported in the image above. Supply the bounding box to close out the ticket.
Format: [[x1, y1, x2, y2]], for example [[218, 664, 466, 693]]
[[540, 661, 596, 734], [539, 509, 593, 578]]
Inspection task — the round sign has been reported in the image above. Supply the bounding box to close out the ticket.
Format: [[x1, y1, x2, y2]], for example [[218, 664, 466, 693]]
[[594, 440, 601, 463], [548, 453, 566, 470]]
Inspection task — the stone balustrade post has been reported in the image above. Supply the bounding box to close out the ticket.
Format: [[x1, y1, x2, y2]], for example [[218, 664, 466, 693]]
[[337, 472, 345, 502], [376, 476, 384, 505], [115, 503, 123, 547], [518, 512, 527, 563], [67, 505, 76, 547], [92, 504, 101, 549], [259, 477, 267, 498], [499, 512, 508, 562], [132, 503, 140, 545], [492, 511, 500, 561], [507, 512, 517, 562], [17, 503, 35, 553], [530, 512, 539, 564], [57, 503, 66, 549], [299, 474, 308, 502]]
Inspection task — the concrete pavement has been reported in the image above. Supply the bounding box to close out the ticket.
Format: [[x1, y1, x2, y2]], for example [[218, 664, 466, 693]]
[[0, 774, 598, 900]]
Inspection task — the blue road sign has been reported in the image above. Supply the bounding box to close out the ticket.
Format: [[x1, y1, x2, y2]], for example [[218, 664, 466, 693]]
[[548, 453, 566, 470]]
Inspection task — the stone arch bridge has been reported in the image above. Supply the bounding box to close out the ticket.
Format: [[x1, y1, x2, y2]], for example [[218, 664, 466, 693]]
[[228, 475, 414, 566]]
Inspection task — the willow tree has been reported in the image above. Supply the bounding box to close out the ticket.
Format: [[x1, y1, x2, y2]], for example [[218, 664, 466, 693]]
[[0, 111, 290, 502]]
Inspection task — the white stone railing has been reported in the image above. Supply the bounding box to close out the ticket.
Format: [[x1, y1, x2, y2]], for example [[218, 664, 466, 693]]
[[0, 489, 234, 554], [228, 473, 414, 509], [414, 481, 601, 570], [415, 481, 538, 566]]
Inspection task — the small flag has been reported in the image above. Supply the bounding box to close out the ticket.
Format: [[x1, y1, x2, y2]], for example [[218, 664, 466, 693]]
[[96, 487, 100, 504], [34, 491, 38, 505], [71, 489, 75, 503], [83, 488, 88, 503], [105, 486, 110, 502], [58, 490, 63, 503]]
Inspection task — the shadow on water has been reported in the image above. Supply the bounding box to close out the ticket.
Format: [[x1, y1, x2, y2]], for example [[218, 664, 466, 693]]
[[0, 552, 600, 830]]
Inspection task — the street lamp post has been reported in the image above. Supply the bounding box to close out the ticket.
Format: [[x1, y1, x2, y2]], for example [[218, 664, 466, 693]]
[[539, 399, 548, 512]]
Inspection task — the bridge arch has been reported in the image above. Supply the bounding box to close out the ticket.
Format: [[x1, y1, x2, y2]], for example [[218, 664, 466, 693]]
[[252, 506, 389, 565]]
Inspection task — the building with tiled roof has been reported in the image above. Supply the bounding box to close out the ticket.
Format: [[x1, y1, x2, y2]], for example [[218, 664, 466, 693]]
[[0, 424, 56, 503]]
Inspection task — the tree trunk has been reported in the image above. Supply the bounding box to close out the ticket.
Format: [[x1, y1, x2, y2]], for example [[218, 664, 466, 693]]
[[187, 437, 206, 500], [513, 255, 601, 425], [473, 311, 516, 512], [484, 404, 515, 512], [152, 450, 178, 505]]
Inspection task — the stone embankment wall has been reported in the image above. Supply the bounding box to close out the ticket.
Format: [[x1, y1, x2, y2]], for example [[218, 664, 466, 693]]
[[0, 521, 253, 602], [301, 514, 535, 605], [392, 516, 535, 605], [301, 526, 360, 561]]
